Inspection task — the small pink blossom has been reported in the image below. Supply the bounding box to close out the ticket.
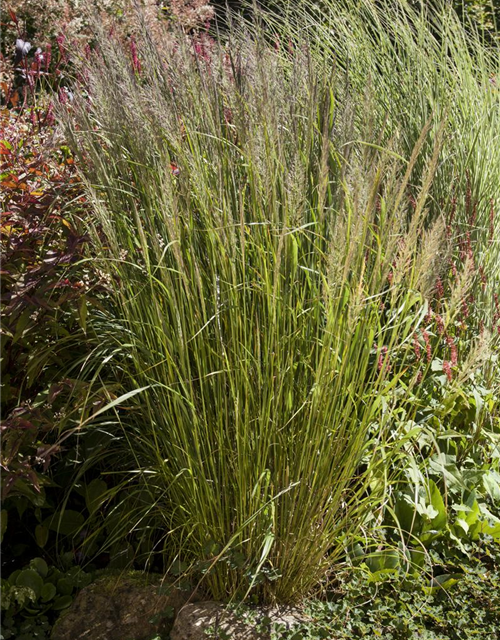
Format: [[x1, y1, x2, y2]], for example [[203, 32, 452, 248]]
[[443, 360, 453, 382], [449, 259, 458, 279], [422, 330, 432, 363], [413, 335, 421, 360], [130, 37, 141, 74], [435, 314, 445, 335], [56, 33, 67, 62], [461, 298, 470, 319], [377, 346, 390, 373], [448, 196, 457, 226], [44, 44, 51, 72], [435, 277, 444, 299], [445, 334, 458, 367]]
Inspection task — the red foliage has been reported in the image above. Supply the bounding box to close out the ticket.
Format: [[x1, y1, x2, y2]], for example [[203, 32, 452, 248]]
[[0, 16, 93, 502]]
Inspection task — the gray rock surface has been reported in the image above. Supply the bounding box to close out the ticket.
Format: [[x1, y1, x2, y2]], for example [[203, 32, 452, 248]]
[[51, 571, 199, 640], [170, 601, 308, 640]]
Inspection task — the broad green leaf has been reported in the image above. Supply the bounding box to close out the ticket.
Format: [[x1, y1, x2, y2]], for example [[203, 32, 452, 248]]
[[480, 520, 500, 540], [417, 503, 439, 520], [52, 595, 73, 611], [454, 518, 469, 535], [366, 551, 399, 573], [8, 569, 21, 586], [464, 496, 480, 527], [44, 510, 85, 536], [35, 524, 49, 548], [16, 569, 43, 599], [57, 578, 74, 596], [85, 478, 108, 515], [483, 471, 500, 502], [30, 557, 48, 578], [41, 583, 57, 602], [394, 491, 421, 535], [428, 480, 447, 530]]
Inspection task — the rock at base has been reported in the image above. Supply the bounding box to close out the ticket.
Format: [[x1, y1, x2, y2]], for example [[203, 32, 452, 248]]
[[51, 571, 198, 640], [170, 601, 308, 640]]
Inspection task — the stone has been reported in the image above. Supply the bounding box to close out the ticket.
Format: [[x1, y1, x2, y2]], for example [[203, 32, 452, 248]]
[[170, 601, 308, 640], [51, 570, 200, 640]]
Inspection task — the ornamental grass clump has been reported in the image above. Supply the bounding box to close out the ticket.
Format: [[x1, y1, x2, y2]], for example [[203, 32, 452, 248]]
[[60, 1, 499, 604]]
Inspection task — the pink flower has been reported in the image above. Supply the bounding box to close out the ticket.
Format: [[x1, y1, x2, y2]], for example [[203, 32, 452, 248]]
[[45, 102, 55, 126], [377, 346, 390, 372], [422, 330, 432, 363], [59, 87, 67, 104], [461, 298, 470, 319], [448, 196, 457, 226], [130, 37, 141, 74], [34, 48, 42, 75], [493, 293, 500, 324], [56, 33, 67, 62], [435, 277, 444, 299], [435, 314, 445, 335], [44, 44, 51, 72], [465, 172, 472, 215], [470, 202, 477, 226], [479, 265, 487, 289], [465, 231, 474, 262], [413, 335, 421, 360], [449, 259, 458, 280], [445, 334, 458, 367], [443, 360, 453, 382]]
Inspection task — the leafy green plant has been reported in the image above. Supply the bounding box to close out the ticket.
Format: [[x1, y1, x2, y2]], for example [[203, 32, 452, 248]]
[[286, 542, 500, 639], [1, 557, 92, 640]]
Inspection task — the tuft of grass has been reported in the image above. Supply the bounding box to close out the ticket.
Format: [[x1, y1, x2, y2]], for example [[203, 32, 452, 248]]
[[58, 0, 499, 604]]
